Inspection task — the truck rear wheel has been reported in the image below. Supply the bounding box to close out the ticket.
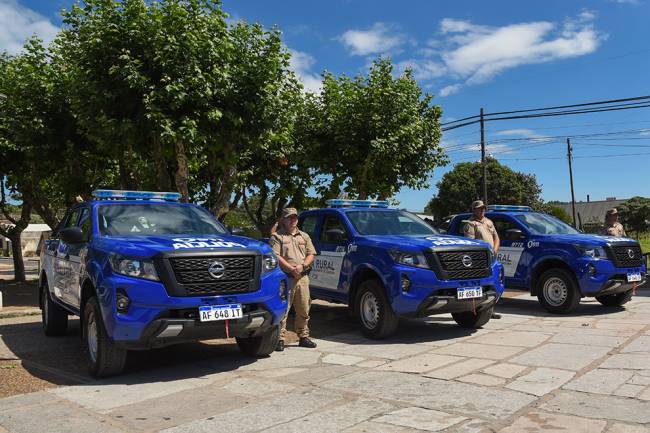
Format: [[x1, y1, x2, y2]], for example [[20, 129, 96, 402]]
[[236, 325, 280, 357], [355, 279, 398, 339], [537, 268, 580, 314], [83, 296, 127, 378], [452, 306, 493, 328], [596, 289, 633, 307], [42, 283, 68, 336]]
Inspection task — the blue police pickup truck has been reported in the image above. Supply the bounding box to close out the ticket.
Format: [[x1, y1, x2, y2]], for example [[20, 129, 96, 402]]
[[447, 205, 647, 314], [40, 190, 288, 377], [298, 200, 505, 338]]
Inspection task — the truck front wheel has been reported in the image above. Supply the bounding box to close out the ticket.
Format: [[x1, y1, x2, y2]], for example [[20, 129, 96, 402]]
[[596, 289, 633, 307], [355, 279, 398, 339], [537, 268, 580, 314], [83, 296, 127, 378], [452, 306, 493, 328], [237, 325, 280, 357]]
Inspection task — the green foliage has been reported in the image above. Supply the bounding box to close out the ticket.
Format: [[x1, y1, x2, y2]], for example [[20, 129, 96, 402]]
[[618, 196, 650, 235], [426, 157, 543, 219]]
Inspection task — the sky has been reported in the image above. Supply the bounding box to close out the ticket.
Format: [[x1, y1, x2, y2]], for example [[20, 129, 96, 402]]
[[2, 0, 650, 212]]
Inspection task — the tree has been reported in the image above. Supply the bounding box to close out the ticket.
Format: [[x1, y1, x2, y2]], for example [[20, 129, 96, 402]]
[[547, 205, 572, 224], [426, 157, 544, 220], [618, 196, 650, 236], [306, 58, 446, 200]]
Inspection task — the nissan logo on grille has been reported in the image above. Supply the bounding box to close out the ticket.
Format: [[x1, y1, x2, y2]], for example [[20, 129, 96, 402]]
[[627, 248, 636, 259], [461, 254, 473, 268], [208, 261, 226, 279]]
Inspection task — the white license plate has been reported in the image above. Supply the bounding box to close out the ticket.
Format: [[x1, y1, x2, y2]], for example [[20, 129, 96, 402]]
[[457, 287, 483, 300], [627, 272, 642, 282], [199, 304, 243, 322]]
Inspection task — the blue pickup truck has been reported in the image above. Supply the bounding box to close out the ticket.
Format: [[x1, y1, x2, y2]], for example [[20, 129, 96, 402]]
[[298, 200, 505, 338], [40, 190, 288, 377], [447, 205, 646, 313]]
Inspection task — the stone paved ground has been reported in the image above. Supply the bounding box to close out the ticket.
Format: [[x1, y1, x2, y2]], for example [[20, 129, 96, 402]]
[[1, 291, 650, 432]]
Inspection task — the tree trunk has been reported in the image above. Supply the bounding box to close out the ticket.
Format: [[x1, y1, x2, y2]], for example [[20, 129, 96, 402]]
[[152, 136, 172, 190], [9, 233, 25, 282], [174, 140, 190, 202]]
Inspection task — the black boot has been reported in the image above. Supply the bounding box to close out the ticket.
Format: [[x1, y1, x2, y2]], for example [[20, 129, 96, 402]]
[[298, 337, 317, 348], [275, 340, 285, 351]]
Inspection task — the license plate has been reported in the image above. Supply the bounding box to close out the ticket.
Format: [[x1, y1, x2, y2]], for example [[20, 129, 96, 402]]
[[199, 304, 243, 322], [627, 272, 642, 282], [457, 286, 483, 300]]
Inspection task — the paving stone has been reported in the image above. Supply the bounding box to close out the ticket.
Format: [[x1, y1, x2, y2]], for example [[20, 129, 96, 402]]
[[247, 367, 307, 378], [424, 358, 494, 380], [481, 363, 528, 379], [563, 369, 634, 395], [607, 423, 650, 433], [639, 387, 650, 401], [322, 341, 431, 360], [355, 359, 387, 368], [600, 354, 650, 370], [236, 349, 322, 370], [451, 418, 494, 433], [499, 410, 606, 433], [322, 371, 536, 419], [431, 343, 525, 360], [542, 391, 650, 423], [629, 372, 650, 386], [263, 398, 394, 433], [510, 343, 611, 371], [160, 388, 344, 433], [621, 336, 650, 353], [221, 377, 295, 395], [343, 421, 417, 432], [0, 392, 54, 413], [281, 364, 360, 385], [468, 330, 550, 347], [375, 407, 466, 432], [549, 333, 629, 347], [613, 383, 645, 398], [595, 321, 646, 332], [505, 367, 574, 396], [377, 353, 463, 373], [511, 324, 626, 337], [322, 353, 365, 366], [457, 373, 506, 387]]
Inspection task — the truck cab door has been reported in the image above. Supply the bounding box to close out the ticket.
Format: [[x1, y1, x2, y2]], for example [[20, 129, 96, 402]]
[[67, 207, 92, 309], [53, 208, 82, 306], [308, 214, 351, 295], [490, 214, 529, 287]]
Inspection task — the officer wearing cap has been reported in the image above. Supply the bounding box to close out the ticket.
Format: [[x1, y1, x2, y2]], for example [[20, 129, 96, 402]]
[[603, 208, 626, 237], [463, 200, 500, 252], [269, 207, 317, 351]]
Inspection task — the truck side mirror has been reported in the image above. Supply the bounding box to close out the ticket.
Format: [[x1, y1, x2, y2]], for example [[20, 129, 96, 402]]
[[325, 228, 346, 243], [59, 227, 84, 244], [505, 228, 525, 241]]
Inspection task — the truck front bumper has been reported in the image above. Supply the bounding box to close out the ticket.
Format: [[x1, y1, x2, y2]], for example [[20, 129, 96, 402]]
[[412, 288, 498, 317], [575, 258, 645, 297]]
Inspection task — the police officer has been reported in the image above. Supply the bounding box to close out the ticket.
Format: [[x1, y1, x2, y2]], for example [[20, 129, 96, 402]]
[[270, 207, 317, 351], [603, 208, 626, 237], [463, 200, 500, 252]]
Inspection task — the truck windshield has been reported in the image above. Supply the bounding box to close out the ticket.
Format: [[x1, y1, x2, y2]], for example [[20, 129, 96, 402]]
[[98, 204, 227, 236], [515, 213, 581, 235], [346, 210, 438, 236]]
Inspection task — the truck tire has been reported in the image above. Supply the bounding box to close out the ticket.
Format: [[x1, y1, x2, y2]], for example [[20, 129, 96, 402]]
[[236, 325, 280, 357], [596, 289, 633, 307], [355, 279, 398, 339], [41, 283, 68, 336], [537, 268, 580, 314], [83, 296, 127, 378], [452, 306, 493, 328]]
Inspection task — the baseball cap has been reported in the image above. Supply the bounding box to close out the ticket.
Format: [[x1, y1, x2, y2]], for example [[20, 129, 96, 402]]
[[281, 207, 298, 218], [606, 208, 618, 216], [471, 200, 486, 210]]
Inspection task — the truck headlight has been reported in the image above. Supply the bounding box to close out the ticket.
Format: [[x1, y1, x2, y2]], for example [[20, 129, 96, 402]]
[[109, 254, 159, 281], [262, 253, 278, 273], [389, 249, 429, 269], [575, 245, 607, 259]]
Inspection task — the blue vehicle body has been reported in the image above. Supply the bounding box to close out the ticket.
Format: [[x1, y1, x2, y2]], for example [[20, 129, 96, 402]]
[[297, 206, 505, 334], [447, 207, 646, 312], [40, 197, 288, 355]]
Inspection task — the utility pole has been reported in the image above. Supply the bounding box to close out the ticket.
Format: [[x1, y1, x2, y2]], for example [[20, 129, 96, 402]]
[[480, 107, 487, 203], [567, 138, 577, 228]]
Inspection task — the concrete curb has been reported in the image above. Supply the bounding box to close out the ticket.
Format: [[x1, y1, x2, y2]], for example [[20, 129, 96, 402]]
[[0, 308, 41, 319]]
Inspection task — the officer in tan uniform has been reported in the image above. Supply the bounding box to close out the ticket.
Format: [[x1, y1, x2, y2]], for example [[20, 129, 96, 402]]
[[603, 208, 627, 237], [269, 207, 317, 351], [463, 200, 500, 252]]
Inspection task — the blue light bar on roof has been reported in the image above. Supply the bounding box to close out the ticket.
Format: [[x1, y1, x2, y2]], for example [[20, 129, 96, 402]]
[[92, 189, 181, 201], [326, 199, 389, 208], [487, 205, 531, 212]]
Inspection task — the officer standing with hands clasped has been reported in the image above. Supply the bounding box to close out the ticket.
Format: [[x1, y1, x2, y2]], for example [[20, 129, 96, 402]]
[[270, 207, 318, 351], [602, 208, 626, 237], [463, 200, 501, 319]]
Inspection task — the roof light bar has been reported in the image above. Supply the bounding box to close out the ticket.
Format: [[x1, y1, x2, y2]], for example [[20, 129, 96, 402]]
[[92, 190, 181, 201], [487, 205, 531, 212], [326, 199, 389, 208]]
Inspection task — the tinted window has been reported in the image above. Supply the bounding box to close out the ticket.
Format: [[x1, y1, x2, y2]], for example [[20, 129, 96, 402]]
[[346, 210, 437, 236], [64, 209, 82, 229], [515, 213, 580, 235], [299, 215, 319, 239], [320, 215, 349, 243], [78, 208, 92, 241], [490, 216, 520, 239]]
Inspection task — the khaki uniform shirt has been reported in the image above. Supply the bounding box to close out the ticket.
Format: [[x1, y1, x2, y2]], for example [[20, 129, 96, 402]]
[[269, 228, 316, 266], [463, 217, 497, 249], [603, 222, 626, 237]]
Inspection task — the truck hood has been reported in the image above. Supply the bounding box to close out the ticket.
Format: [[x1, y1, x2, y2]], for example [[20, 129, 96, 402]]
[[94, 234, 270, 258], [363, 234, 491, 251], [538, 233, 639, 246]]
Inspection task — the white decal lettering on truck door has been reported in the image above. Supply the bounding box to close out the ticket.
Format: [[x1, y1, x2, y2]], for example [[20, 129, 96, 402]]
[[497, 246, 524, 278], [310, 251, 345, 290]]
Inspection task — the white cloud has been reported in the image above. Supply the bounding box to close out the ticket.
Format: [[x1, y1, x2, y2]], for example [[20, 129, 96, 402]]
[[289, 49, 322, 93], [338, 23, 405, 56], [0, 0, 59, 54], [609, 0, 641, 4], [496, 129, 543, 139], [639, 129, 650, 136], [439, 84, 461, 97], [396, 59, 446, 81]]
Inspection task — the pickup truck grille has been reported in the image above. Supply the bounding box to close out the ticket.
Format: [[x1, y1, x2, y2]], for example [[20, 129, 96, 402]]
[[169, 256, 257, 296], [610, 245, 643, 268], [431, 250, 491, 280]]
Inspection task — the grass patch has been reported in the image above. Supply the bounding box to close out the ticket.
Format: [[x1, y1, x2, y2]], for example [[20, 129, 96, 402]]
[[638, 232, 650, 254]]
